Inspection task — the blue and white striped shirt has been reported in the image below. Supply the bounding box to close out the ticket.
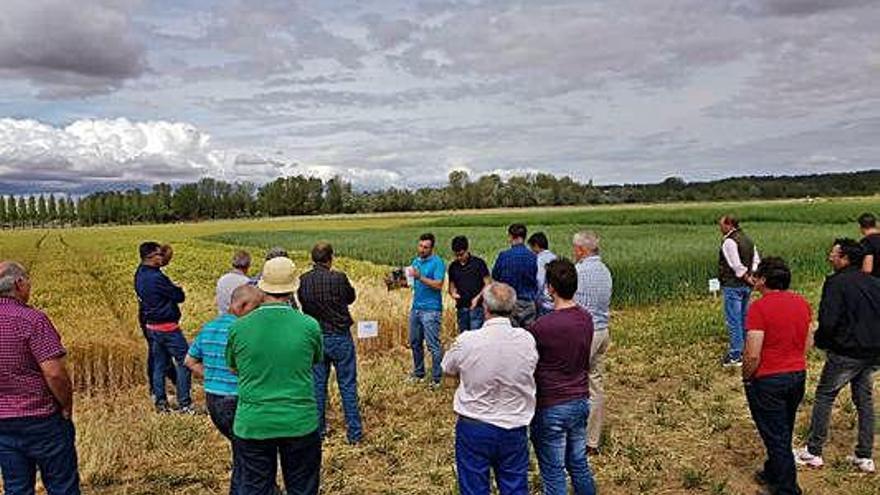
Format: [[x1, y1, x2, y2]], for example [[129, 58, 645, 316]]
[[188, 313, 238, 396], [575, 255, 612, 331]]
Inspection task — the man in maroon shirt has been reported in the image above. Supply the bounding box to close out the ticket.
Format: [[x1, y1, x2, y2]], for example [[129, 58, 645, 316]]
[[742, 257, 811, 495], [0, 261, 80, 494], [528, 258, 596, 495]]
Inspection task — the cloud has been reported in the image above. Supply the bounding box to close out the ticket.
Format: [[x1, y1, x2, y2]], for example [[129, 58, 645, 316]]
[[0, 118, 226, 189], [0, 0, 147, 97]]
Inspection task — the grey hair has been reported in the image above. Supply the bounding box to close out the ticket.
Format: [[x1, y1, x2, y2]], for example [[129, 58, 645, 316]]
[[0, 261, 27, 297], [231, 284, 262, 306], [573, 230, 600, 254], [232, 250, 252, 269], [265, 247, 288, 260], [481, 282, 517, 317]]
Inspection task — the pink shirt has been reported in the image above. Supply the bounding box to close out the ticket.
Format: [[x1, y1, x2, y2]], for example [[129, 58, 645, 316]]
[[0, 297, 66, 419]]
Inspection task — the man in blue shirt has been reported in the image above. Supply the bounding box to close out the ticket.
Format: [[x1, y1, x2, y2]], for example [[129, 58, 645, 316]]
[[407, 233, 446, 389], [492, 224, 538, 328], [185, 284, 263, 495], [528, 232, 558, 318]]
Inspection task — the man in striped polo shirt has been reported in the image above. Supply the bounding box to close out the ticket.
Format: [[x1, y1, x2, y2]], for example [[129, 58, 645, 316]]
[[186, 284, 263, 495]]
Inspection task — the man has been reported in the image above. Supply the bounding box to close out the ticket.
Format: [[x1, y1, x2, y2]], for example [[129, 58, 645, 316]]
[[185, 284, 263, 495], [528, 232, 558, 318], [216, 250, 252, 314], [529, 259, 596, 495], [718, 215, 761, 367], [858, 212, 880, 277], [742, 258, 811, 495], [492, 224, 538, 328], [572, 230, 613, 455], [794, 239, 880, 473], [252, 247, 298, 309], [407, 233, 446, 389], [441, 283, 539, 495], [297, 242, 363, 444], [0, 261, 81, 494], [136, 243, 176, 396], [134, 241, 193, 413], [227, 256, 323, 495], [448, 236, 491, 332]]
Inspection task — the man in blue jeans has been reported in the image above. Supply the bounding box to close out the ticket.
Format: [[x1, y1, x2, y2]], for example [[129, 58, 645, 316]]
[[134, 241, 193, 413], [0, 261, 81, 494], [186, 284, 264, 495], [529, 259, 596, 495], [407, 233, 446, 389], [718, 215, 760, 367], [448, 236, 490, 332], [442, 282, 539, 495], [298, 242, 364, 444]]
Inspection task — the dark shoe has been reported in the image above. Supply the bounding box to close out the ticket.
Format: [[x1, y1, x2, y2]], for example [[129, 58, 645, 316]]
[[753, 470, 768, 486], [586, 446, 600, 456], [155, 401, 171, 414]]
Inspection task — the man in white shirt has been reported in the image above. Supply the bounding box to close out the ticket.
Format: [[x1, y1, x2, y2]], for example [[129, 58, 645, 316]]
[[718, 215, 760, 367], [442, 282, 539, 495], [215, 250, 252, 314]]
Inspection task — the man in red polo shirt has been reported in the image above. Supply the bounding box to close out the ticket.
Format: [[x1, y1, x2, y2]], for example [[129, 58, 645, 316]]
[[0, 261, 80, 494], [742, 257, 811, 495]]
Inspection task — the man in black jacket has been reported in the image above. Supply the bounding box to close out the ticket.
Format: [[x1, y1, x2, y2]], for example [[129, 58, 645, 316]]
[[134, 241, 192, 413], [794, 238, 880, 473], [297, 242, 362, 444]]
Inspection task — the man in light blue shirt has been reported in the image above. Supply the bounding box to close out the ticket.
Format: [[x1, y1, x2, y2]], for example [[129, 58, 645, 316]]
[[407, 233, 446, 389], [573, 230, 613, 454], [528, 232, 558, 317], [185, 284, 263, 495]]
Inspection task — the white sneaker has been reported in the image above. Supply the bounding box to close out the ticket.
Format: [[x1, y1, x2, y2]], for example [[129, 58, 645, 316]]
[[846, 455, 876, 473], [405, 375, 425, 385], [793, 446, 824, 468]]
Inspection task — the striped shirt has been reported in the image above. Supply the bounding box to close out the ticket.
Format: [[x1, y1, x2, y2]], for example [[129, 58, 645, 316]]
[[575, 255, 613, 331], [188, 313, 238, 396], [0, 297, 66, 419]]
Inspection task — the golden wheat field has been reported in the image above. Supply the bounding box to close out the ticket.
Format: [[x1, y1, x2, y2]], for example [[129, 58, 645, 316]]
[[1, 201, 880, 494]]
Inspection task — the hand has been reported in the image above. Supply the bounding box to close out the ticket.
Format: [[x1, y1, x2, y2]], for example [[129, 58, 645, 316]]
[[411, 267, 421, 280], [451, 291, 461, 300], [469, 297, 481, 310], [61, 407, 72, 420]]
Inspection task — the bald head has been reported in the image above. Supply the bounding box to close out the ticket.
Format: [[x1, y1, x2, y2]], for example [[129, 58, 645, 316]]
[[229, 284, 263, 317], [482, 282, 517, 318], [0, 261, 30, 302]]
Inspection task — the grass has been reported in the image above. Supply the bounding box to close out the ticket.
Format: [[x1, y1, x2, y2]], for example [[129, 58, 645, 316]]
[[1, 199, 879, 493]]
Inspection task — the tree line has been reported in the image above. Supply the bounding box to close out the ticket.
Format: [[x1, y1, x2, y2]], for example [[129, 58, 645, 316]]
[[1, 169, 879, 228]]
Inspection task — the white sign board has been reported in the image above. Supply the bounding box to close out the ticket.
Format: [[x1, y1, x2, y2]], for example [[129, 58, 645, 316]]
[[708, 278, 721, 293], [357, 321, 379, 339]]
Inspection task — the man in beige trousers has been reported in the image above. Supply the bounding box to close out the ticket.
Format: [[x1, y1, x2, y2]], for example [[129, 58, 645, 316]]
[[573, 231, 613, 455]]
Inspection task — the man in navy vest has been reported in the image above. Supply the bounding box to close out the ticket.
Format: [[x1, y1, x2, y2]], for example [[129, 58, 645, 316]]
[[718, 215, 760, 367]]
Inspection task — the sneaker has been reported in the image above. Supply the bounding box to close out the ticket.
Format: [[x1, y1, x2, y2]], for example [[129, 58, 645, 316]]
[[722, 355, 743, 368], [845, 455, 876, 473], [176, 405, 198, 415], [429, 381, 442, 391], [793, 446, 824, 468], [405, 375, 425, 384], [154, 401, 171, 414]]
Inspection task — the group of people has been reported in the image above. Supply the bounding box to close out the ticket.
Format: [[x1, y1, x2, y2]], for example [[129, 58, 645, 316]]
[[2, 212, 880, 495], [719, 213, 880, 495], [401, 224, 612, 494]]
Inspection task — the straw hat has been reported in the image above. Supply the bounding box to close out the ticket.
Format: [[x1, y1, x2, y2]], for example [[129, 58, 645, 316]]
[[258, 257, 297, 294]]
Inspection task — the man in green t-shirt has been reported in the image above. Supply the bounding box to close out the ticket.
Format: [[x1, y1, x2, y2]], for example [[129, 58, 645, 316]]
[[226, 256, 323, 495]]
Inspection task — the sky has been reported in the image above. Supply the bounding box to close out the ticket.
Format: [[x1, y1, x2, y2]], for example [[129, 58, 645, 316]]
[[0, 0, 878, 193]]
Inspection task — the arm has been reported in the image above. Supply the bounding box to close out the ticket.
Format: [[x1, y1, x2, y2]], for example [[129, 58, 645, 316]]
[[413, 263, 445, 291], [742, 330, 764, 381], [184, 355, 205, 378], [342, 275, 357, 305], [40, 358, 73, 419], [448, 279, 460, 300], [814, 278, 843, 349], [312, 326, 324, 366], [721, 238, 748, 278], [441, 337, 464, 376], [159, 273, 186, 303]]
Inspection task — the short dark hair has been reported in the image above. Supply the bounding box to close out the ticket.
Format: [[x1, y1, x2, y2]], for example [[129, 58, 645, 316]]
[[451, 236, 469, 252], [858, 212, 876, 229], [527, 232, 549, 250], [419, 233, 436, 248], [139, 241, 161, 260], [311, 242, 334, 264], [754, 257, 791, 291], [508, 223, 527, 240], [720, 215, 739, 228], [545, 258, 578, 300], [834, 238, 865, 266]]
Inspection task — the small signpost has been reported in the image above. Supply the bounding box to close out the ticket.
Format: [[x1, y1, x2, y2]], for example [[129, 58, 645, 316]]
[[708, 278, 721, 297], [357, 320, 379, 339]]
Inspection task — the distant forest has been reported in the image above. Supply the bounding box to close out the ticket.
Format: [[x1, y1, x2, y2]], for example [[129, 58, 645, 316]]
[[1, 169, 878, 228]]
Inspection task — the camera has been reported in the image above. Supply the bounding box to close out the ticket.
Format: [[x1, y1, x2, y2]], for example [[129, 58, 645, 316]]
[[385, 268, 408, 291]]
